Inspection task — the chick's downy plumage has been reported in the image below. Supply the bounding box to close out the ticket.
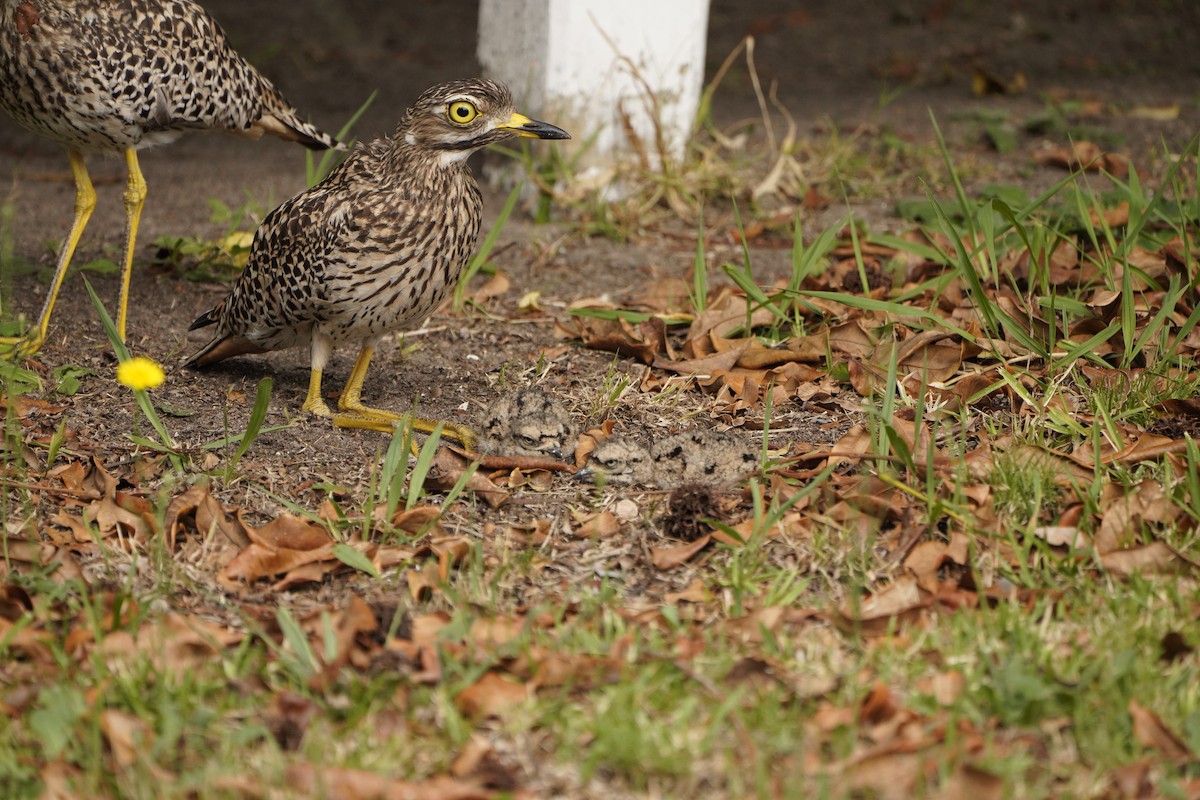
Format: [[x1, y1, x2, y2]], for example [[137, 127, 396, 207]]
[[185, 79, 569, 444], [586, 430, 759, 489], [480, 387, 577, 458]]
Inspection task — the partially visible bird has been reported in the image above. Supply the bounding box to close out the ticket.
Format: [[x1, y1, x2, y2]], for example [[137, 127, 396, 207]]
[[650, 430, 760, 487], [0, 0, 341, 352], [585, 430, 760, 488], [185, 79, 569, 448], [585, 436, 655, 486], [479, 387, 577, 458]]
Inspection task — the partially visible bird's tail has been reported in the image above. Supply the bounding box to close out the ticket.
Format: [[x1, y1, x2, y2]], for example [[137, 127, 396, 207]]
[[250, 78, 344, 150], [253, 106, 343, 151], [184, 308, 266, 367]]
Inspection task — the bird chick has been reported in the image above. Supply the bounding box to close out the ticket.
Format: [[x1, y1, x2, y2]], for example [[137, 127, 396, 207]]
[[650, 430, 760, 487], [0, 0, 340, 351], [478, 387, 576, 458], [585, 429, 760, 489], [585, 436, 655, 486], [184, 79, 569, 448]]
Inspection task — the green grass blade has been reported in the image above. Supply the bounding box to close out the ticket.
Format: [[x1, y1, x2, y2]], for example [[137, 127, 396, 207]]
[[453, 182, 521, 311]]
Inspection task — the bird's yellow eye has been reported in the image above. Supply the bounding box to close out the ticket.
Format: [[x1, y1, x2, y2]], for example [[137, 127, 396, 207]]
[[447, 101, 479, 125]]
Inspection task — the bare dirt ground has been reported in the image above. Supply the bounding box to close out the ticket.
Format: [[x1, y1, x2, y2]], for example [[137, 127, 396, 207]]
[[1, 1, 1200, 793], [2, 0, 1197, 492]]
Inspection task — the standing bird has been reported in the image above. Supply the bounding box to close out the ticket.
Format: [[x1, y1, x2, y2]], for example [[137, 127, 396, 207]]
[[0, 0, 340, 352], [184, 79, 569, 448]]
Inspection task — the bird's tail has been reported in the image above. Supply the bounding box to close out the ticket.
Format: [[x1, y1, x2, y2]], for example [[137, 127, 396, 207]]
[[248, 76, 344, 150], [252, 104, 343, 150]]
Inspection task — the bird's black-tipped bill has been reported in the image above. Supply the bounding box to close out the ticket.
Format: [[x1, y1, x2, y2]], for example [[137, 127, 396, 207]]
[[500, 112, 571, 140]]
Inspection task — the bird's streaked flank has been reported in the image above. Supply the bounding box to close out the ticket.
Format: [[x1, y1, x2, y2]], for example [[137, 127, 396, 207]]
[[185, 79, 569, 447], [0, 0, 340, 353]]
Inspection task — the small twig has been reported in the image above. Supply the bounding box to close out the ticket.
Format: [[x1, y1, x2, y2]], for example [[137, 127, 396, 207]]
[[0, 476, 103, 499]]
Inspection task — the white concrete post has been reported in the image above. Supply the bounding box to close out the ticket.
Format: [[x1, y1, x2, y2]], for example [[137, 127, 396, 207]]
[[478, 0, 710, 171]]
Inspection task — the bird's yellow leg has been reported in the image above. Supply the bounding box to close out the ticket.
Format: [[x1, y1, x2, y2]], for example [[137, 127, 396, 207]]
[[116, 148, 148, 342], [332, 346, 477, 449], [301, 366, 334, 417], [0, 150, 96, 356]]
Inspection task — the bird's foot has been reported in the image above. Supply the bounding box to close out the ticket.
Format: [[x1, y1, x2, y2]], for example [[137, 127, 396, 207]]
[[0, 332, 44, 359], [333, 410, 477, 451]]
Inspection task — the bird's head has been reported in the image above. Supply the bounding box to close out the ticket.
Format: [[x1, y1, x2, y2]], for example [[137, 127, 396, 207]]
[[399, 79, 570, 164]]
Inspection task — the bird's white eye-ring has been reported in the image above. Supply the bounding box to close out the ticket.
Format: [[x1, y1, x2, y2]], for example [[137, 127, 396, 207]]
[[447, 100, 479, 125]]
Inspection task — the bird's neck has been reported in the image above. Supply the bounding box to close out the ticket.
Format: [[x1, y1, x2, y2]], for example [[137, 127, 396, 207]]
[[385, 133, 473, 182]]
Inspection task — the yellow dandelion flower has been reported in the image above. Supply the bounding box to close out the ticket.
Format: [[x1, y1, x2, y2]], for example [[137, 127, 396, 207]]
[[117, 356, 166, 392]]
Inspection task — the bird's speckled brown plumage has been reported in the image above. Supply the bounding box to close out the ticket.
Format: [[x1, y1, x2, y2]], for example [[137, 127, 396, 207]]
[[185, 79, 570, 443], [0, 0, 337, 152], [0, 0, 339, 351]]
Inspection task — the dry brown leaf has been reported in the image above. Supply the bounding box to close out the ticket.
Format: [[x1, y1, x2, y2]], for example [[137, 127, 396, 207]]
[[456, 672, 529, 719], [569, 314, 663, 364], [827, 319, 878, 357], [286, 763, 503, 800], [971, 65, 1026, 96], [838, 748, 925, 800], [651, 535, 712, 569], [1094, 480, 1180, 554], [895, 329, 964, 382], [1032, 526, 1089, 549], [406, 560, 442, 602], [0, 616, 53, 661], [840, 575, 925, 633], [163, 483, 250, 550], [320, 596, 378, 671], [686, 287, 777, 344], [391, 505, 442, 534], [2, 393, 66, 418], [632, 276, 692, 314], [424, 536, 469, 582], [97, 612, 242, 672], [85, 494, 154, 541], [1100, 542, 1197, 577], [1089, 201, 1130, 229], [664, 578, 711, 604], [1035, 141, 1130, 176], [451, 735, 519, 791], [272, 560, 343, 592], [100, 709, 153, 768], [38, 761, 83, 800], [932, 764, 1005, 800], [246, 513, 332, 551], [573, 419, 615, 467], [219, 541, 336, 588], [917, 670, 966, 706], [1129, 699, 1193, 760], [724, 607, 787, 643], [469, 268, 510, 304], [655, 345, 748, 377], [903, 534, 969, 594], [469, 616, 525, 651], [569, 510, 620, 539], [266, 691, 317, 751], [427, 447, 509, 508]]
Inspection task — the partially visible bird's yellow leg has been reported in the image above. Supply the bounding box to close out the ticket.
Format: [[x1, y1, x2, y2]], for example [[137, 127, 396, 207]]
[[331, 345, 477, 448], [116, 147, 148, 342], [301, 366, 334, 417], [0, 149, 96, 356]]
